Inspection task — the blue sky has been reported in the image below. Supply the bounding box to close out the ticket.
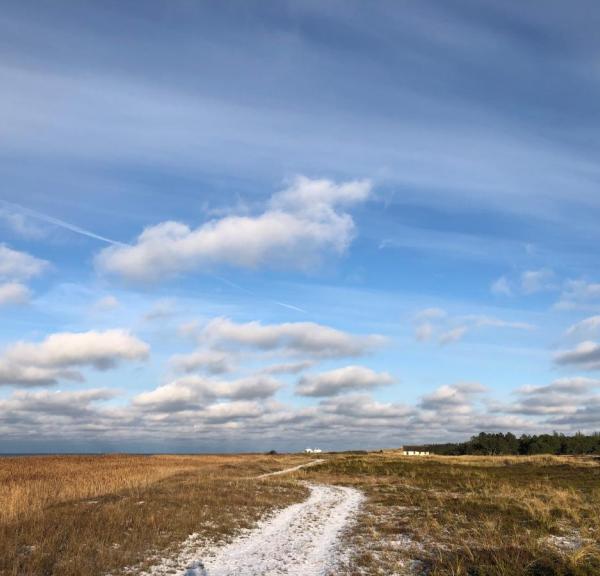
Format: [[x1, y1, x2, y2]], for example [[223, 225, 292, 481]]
[[1, 1, 600, 452]]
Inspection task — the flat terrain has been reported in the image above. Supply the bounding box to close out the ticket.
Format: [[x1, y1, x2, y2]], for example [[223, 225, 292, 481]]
[[1, 452, 600, 575], [306, 452, 600, 575]]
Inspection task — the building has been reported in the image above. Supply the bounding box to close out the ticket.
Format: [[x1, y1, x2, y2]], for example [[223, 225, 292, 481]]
[[304, 448, 323, 454], [399, 446, 430, 456]]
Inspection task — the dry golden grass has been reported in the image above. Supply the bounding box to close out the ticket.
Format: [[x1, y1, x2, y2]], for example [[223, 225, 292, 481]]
[[307, 453, 600, 576], [0, 453, 311, 576], [5, 452, 600, 576]]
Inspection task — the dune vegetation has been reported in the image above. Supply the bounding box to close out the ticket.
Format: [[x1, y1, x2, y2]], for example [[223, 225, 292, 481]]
[[0, 454, 308, 576], [1, 452, 599, 575], [307, 452, 600, 576]]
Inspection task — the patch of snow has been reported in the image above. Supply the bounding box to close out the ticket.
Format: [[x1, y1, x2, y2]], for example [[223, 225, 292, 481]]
[[544, 532, 592, 552], [141, 483, 364, 576], [255, 459, 324, 479]]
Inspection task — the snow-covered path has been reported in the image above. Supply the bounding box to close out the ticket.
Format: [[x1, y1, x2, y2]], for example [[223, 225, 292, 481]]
[[143, 483, 364, 576], [255, 459, 324, 478]]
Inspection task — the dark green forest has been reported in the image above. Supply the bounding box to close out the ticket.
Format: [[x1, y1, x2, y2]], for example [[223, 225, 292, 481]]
[[407, 431, 600, 456]]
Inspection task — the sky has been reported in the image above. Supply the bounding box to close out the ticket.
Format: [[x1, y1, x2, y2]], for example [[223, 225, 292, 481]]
[[1, 0, 600, 453]]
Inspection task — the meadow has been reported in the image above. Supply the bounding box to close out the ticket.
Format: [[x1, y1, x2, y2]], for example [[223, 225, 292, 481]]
[[307, 452, 600, 576], [1, 452, 599, 575], [0, 454, 309, 576]]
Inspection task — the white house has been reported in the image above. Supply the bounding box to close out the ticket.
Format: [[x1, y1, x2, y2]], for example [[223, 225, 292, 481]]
[[400, 446, 430, 456], [304, 448, 323, 454]]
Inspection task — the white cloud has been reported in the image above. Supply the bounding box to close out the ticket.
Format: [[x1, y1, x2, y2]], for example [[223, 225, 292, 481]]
[[134, 374, 280, 412], [420, 382, 487, 414], [96, 176, 372, 282], [464, 315, 535, 330], [0, 388, 117, 417], [296, 365, 394, 397], [565, 315, 600, 337], [414, 309, 533, 345], [0, 282, 30, 306], [504, 377, 600, 416], [201, 317, 384, 358], [0, 207, 46, 239], [517, 377, 600, 396], [0, 244, 48, 280], [170, 349, 235, 375], [490, 276, 512, 296], [143, 298, 177, 321], [321, 394, 412, 419], [555, 341, 600, 370], [439, 326, 468, 345], [521, 268, 555, 294], [0, 329, 149, 387], [555, 280, 600, 310], [415, 322, 434, 342]]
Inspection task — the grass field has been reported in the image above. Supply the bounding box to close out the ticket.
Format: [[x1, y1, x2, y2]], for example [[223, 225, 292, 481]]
[[1, 452, 599, 575], [306, 452, 600, 576], [0, 454, 309, 576]]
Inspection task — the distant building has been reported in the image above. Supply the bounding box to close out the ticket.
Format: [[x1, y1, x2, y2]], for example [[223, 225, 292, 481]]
[[304, 448, 323, 454], [399, 446, 430, 456]]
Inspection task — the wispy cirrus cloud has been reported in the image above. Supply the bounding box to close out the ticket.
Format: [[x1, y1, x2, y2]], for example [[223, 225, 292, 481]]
[[414, 308, 534, 346]]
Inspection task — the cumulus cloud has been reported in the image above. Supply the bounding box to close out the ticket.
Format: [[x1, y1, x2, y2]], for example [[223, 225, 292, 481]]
[[566, 315, 600, 337], [321, 394, 412, 419], [170, 349, 235, 375], [0, 244, 48, 280], [499, 376, 600, 417], [96, 176, 372, 282], [518, 377, 600, 396], [296, 365, 394, 397], [555, 341, 600, 370], [420, 382, 487, 414], [0, 329, 149, 387], [133, 374, 280, 412], [0, 388, 117, 417], [201, 317, 384, 358], [0, 282, 30, 306]]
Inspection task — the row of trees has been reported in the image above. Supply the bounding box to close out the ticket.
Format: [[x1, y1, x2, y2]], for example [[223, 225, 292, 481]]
[[407, 431, 600, 456]]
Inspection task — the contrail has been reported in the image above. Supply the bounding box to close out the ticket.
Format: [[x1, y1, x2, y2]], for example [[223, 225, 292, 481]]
[[0, 199, 127, 246], [211, 273, 307, 314], [1, 199, 307, 313]]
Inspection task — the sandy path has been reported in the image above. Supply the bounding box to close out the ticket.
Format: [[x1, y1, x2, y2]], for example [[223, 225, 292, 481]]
[[143, 482, 363, 576], [255, 459, 324, 478]]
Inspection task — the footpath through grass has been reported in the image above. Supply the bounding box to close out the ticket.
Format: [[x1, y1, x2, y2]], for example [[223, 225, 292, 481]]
[[0, 454, 309, 576]]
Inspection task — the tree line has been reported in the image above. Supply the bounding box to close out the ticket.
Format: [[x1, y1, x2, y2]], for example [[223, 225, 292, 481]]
[[406, 431, 600, 456]]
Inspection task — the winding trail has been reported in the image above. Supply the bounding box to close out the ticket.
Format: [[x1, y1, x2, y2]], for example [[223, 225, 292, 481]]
[[255, 459, 324, 479], [141, 461, 363, 576]]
